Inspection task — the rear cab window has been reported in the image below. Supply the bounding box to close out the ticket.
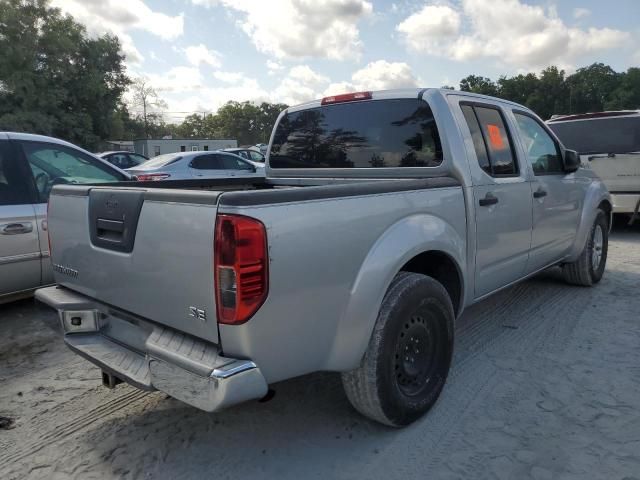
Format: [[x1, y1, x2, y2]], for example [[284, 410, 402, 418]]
[[269, 98, 443, 169]]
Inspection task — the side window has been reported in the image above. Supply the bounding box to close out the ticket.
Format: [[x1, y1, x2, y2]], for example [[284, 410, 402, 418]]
[[190, 154, 222, 170], [473, 106, 518, 176], [21, 142, 121, 203], [220, 154, 252, 170], [514, 113, 563, 174], [109, 153, 130, 168], [461, 105, 491, 175], [0, 142, 32, 206], [128, 154, 148, 166], [249, 151, 265, 162]]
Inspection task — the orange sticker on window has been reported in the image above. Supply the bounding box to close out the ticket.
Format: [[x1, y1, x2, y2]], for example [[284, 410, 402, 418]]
[[487, 124, 505, 149]]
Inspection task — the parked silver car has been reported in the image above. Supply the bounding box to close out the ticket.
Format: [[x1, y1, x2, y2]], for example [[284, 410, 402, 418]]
[[126, 151, 265, 181], [0, 132, 130, 303]]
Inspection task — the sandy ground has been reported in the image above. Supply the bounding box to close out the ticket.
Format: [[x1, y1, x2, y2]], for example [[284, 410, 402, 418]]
[[1, 223, 640, 480]]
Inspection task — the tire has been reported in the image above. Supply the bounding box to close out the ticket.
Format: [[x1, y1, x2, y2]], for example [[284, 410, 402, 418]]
[[341, 272, 455, 427], [562, 208, 608, 286]]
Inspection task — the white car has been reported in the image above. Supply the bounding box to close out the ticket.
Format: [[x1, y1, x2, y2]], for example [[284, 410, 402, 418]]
[[127, 151, 265, 181], [548, 111, 640, 223]]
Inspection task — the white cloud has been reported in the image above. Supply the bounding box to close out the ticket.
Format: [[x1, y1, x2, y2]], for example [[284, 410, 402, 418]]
[[51, 0, 184, 64], [396, 0, 630, 70], [191, 0, 218, 7], [351, 60, 420, 90], [166, 78, 270, 117], [573, 8, 591, 19], [219, 0, 373, 60], [396, 5, 461, 52], [213, 71, 246, 83], [147, 66, 204, 93], [266, 59, 285, 75], [272, 65, 330, 105], [185, 44, 222, 67], [324, 60, 420, 96]]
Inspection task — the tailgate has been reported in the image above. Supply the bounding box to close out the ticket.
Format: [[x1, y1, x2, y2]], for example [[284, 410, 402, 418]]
[[48, 185, 221, 343]]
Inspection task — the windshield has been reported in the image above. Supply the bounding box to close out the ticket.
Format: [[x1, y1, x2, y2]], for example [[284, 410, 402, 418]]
[[270, 99, 443, 169], [548, 116, 640, 155], [136, 153, 182, 169]]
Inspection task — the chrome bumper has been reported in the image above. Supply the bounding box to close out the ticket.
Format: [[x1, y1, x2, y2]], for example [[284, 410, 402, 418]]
[[35, 286, 268, 412]]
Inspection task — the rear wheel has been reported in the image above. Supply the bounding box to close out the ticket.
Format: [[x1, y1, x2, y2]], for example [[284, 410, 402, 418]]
[[562, 209, 608, 286], [341, 272, 454, 427]]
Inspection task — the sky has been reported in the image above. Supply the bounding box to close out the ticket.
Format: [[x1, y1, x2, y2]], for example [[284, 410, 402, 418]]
[[51, 0, 640, 122]]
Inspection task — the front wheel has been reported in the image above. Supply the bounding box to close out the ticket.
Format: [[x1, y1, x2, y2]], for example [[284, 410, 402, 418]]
[[341, 272, 454, 427], [562, 208, 609, 286]]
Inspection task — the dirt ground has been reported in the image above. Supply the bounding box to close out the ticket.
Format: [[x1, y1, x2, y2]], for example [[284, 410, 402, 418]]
[[1, 223, 640, 480]]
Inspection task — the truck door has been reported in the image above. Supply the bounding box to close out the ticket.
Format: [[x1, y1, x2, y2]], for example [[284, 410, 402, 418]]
[[511, 111, 582, 273], [458, 102, 533, 298], [0, 140, 41, 297]]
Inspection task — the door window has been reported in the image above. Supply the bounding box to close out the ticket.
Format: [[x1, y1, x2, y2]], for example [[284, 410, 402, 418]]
[[220, 154, 253, 171], [249, 151, 265, 162], [108, 153, 130, 169], [514, 113, 563, 174], [127, 153, 148, 166], [21, 142, 122, 203], [0, 142, 32, 206], [190, 154, 223, 170], [461, 104, 518, 176]]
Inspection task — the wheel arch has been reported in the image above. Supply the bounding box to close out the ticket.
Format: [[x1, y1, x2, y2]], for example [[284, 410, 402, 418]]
[[323, 213, 466, 372]]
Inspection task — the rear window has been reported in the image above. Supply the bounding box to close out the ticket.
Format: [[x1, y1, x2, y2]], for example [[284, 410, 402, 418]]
[[548, 116, 640, 155], [138, 153, 181, 169], [269, 99, 443, 169]]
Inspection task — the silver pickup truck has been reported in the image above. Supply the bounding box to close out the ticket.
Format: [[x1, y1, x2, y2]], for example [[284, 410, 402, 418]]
[[36, 89, 611, 427]]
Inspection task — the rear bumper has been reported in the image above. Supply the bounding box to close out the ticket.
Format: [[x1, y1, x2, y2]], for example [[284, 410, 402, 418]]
[[610, 193, 640, 214], [35, 286, 268, 412]]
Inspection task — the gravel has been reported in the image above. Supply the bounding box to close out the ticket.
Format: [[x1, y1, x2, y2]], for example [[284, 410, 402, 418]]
[[1, 223, 639, 480]]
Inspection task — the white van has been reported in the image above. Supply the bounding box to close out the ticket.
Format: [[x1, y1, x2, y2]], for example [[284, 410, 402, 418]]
[[548, 111, 640, 224]]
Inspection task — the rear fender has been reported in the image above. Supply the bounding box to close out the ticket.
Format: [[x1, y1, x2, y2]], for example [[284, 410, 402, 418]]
[[324, 214, 465, 371]]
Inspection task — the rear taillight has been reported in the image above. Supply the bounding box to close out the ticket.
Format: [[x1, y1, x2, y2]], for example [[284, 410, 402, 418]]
[[321, 91, 372, 105], [214, 214, 268, 325], [135, 173, 170, 181]]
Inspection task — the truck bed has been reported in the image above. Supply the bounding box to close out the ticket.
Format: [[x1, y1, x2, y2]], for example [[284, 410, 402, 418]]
[[48, 175, 460, 349]]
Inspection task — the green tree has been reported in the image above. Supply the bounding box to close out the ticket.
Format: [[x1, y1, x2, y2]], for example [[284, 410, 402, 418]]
[[459, 75, 498, 96], [0, 0, 130, 149], [567, 63, 620, 113], [605, 67, 640, 110]]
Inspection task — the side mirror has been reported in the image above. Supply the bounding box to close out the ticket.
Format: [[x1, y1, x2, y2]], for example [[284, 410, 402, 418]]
[[563, 149, 580, 173]]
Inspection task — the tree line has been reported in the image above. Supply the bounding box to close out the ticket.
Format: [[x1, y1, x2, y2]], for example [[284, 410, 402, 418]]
[[455, 64, 640, 121], [1, 0, 639, 152]]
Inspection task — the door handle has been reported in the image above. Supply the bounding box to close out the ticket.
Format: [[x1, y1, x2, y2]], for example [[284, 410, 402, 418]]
[[533, 188, 548, 199], [0, 222, 33, 235], [479, 193, 499, 207]]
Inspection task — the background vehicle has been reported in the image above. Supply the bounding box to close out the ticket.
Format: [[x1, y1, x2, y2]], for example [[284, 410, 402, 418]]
[[222, 148, 265, 163], [126, 151, 265, 181], [254, 143, 268, 154], [548, 111, 640, 223], [98, 151, 149, 169], [37, 89, 610, 427], [0, 132, 130, 303]]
